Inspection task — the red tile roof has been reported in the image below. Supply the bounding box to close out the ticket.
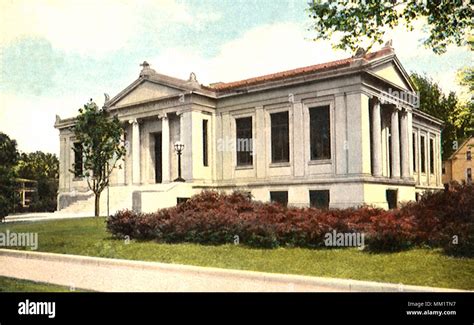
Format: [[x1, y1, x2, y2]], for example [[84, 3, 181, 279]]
[[209, 47, 394, 91]]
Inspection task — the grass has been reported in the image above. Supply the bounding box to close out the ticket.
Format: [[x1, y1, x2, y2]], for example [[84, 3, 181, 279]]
[[1, 217, 473, 290], [0, 276, 88, 292]]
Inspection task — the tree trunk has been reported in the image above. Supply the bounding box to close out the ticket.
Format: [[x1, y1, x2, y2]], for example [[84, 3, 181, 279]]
[[94, 193, 100, 217]]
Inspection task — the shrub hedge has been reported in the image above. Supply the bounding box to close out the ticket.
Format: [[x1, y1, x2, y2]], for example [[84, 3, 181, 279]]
[[106, 182, 474, 256]]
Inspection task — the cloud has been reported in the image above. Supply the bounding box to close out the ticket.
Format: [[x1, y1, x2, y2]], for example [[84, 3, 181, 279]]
[[150, 19, 471, 93], [1, 0, 133, 56], [0, 37, 64, 95], [150, 22, 349, 85], [0, 0, 222, 57]]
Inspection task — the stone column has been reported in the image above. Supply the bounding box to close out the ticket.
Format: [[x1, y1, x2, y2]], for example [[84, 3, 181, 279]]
[[255, 106, 266, 179], [292, 101, 305, 177], [400, 110, 410, 179], [390, 108, 400, 178], [178, 111, 193, 181], [415, 130, 421, 184], [160, 114, 170, 183], [371, 99, 382, 177], [407, 110, 413, 177], [129, 119, 140, 184]]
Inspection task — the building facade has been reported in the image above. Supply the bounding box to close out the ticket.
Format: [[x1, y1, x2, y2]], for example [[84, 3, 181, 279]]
[[55, 45, 444, 214], [442, 136, 473, 185]]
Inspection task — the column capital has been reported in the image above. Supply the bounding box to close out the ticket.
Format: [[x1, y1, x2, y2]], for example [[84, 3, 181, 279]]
[[158, 113, 168, 120], [371, 96, 382, 105], [401, 106, 413, 114], [128, 119, 138, 125], [292, 101, 303, 107]]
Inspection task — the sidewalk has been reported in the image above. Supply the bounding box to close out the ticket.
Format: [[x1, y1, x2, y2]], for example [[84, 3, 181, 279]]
[[3, 212, 91, 223], [0, 249, 465, 292]]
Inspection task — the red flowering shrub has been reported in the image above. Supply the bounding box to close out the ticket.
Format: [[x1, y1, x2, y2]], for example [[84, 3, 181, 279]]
[[364, 211, 416, 251], [424, 183, 473, 256], [107, 209, 138, 238], [106, 184, 474, 256]]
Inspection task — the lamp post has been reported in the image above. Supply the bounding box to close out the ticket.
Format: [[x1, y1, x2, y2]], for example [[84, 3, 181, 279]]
[[174, 141, 185, 182]]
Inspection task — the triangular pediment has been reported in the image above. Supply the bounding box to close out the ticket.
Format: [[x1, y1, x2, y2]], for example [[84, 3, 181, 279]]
[[369, 58, 415, 92], [111, 79, 183, 107]]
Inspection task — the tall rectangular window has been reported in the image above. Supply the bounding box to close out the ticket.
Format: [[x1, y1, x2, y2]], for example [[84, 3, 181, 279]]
[[73, 142, 83, 177], [202, 120, 208, 166], [429, 138, 434, 174], [467, 150, 472, 161], [467, 168, 472, 184], [420, 135, 426, 173], [309, 105, 331, 160], [412, 133, 417, 172], [236, 117, 253, 166], [271, 111, 289, 163]]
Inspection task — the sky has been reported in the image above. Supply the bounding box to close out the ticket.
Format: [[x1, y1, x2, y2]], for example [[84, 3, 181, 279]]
[[0, 0, 472, 155]]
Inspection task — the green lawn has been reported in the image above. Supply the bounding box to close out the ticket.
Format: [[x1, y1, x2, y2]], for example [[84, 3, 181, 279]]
[[0, 276, 87, 292], [1, 217, 473, 290]]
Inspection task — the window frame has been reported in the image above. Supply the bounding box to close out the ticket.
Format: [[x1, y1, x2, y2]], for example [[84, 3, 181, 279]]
[[429, 137, 435, 175], [309, 105, 331, 161], [73, 142, 84, 178], [235, 116, 253, 167], [270, 111, 290, 163], [202, 119, 209, 167], [420, 135, 426, 173], [412, 132, 417, 172]]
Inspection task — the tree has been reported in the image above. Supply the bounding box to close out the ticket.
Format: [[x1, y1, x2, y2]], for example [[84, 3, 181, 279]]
[[16, 152, 59, 212], [458, 36, 474, 92], [411, 73, 472, 159], [72, 101, 125, 217], [0, 132, 19, 167], [16, 152, 59, 179], [456, 36, 474, 137], [0, 132, 19, 219], [307, 1, 472, 54]]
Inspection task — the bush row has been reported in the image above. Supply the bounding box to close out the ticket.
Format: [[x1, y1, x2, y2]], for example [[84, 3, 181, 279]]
[[106, 182, 474, 256]]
